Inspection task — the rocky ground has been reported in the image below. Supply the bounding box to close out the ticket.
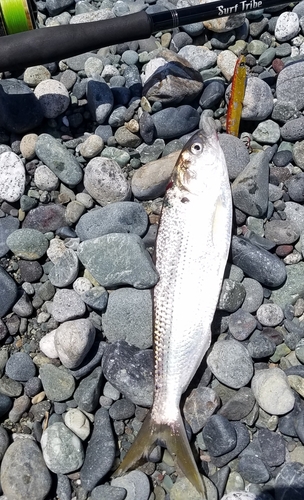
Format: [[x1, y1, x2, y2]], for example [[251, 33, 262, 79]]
[[1, 0, 304, 499]]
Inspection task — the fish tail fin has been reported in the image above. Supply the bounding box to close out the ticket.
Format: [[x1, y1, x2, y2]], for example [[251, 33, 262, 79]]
[[113, 410, 206, 498]]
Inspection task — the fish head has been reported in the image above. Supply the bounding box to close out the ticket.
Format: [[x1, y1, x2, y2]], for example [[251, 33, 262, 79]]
[[173, 117, 226, 196]]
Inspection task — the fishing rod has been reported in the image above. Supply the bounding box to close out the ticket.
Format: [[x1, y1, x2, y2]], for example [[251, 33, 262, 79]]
[[0, 0, 297, 72]]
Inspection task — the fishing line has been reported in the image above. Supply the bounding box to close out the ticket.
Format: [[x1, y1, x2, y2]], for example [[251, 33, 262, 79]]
[[0, 0, 36, 35]]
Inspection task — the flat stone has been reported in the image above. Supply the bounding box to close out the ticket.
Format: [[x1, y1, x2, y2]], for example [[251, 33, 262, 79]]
[[75, 202, 148, 240], [34, 79, 70, 118], [131, 151, 179, 200], [49, 249, 79, 287], [77, 233, 158, 289], [64, 408, 90, 440], [203, 415, 237, 456], [73, 366, 102, 412], [218, 387, 256, 420], [102, 341, 153, 407], [39, 364, 75, 401], [80, 408, 116, 491], [0, 216, 19, 258], [232, 151, 269, 217], [152, 105, 199, 140], [52, 289, 86, 322], [238, 455, 270, 483], [102, 288, 152, 349], [91, 485, 127, 500], [242, 77, 273, 120], [35, 134, 83, 188], [22, 204, 68, 233], [111, 470, 150, 500], [219, 134, 250, 181], [271, 261, 304, 308], [5, 352, 36, 381], [276, 62, 304, 111], [1, 439, 52, 500]]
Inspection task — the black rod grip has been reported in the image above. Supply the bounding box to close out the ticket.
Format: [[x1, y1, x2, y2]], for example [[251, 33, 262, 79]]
[[0, 10, 152, 72]]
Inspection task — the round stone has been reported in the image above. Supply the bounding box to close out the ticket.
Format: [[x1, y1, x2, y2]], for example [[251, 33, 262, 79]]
[[6, 229, 48, 260], [5, 352, 36, 381], [256, 303, 284, 327], [34, 79, 70, 118], [207, 340, 253, 389], [41, 422, 84, 474], [251, 368, 295, 415]]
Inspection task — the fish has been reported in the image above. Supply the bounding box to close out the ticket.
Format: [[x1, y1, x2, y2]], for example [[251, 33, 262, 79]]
[[114, 116, 232, 496], [226, 54, 247, 137]]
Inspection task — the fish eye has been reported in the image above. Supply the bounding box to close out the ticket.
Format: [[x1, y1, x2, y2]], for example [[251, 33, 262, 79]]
[[190, 142, 203, 155]]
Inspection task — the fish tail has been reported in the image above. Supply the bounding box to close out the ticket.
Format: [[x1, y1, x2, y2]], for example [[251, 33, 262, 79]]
[[113, 410, 206, 498]]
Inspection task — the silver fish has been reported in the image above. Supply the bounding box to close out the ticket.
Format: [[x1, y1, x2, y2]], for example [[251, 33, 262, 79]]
[[114, 116, 232, 496]]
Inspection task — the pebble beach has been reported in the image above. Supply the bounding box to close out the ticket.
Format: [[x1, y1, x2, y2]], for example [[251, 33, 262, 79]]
[[1, 0, 304, 499]]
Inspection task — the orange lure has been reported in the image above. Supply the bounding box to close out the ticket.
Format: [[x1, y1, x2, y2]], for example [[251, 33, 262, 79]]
[[226, 55, 247, 137]]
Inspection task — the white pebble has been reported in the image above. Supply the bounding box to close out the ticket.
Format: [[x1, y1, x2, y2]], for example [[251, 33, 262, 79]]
[[0, 152, 25, 202], [47, 238, 67, 264], [251, 368, 295, 415], [54, 318, 96, 368], [64, 409, 90, 440], [34, 165, 59, 191], [39, 330, 59, 359], [73, 277, 92, 295], [275, 12, 300, 42]]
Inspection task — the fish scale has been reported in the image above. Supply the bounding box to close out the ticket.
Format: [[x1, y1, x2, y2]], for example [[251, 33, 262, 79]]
[[114, 116, 232, 497]]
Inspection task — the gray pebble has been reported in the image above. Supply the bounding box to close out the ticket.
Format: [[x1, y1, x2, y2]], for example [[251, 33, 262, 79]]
[[246, 333, 277, 359], [152, 105, 199, 140], [52, 288, 86, 322], [6, 352, 36, 381], [77, 233, 158, 289], [56, 474, 72, 500], [0, 375, 22, 397], [219, 134, 250, 181], [241, 278, 265, 313], [210, 422, 250, 468], [84, 157, 131, 205], [232, 151, 269, 217], [9, 394, 31, 423], [1, 439, 52, 500], [252, 120, 280, 144], [0, 393, 12, 417], [80, 407, 116, 491], [286, 173, 304, 202], [39, 364, 75, 401], [49, 249, 79, 287], [91, 485, 126, 500], [264, 219, 299, 244], [228, 309, 257, 340], [275, 461, 304, 500], [281, 116, 304, 141], [24, 377, 43, 397], [276, 61, 304, 111], [238, 455, 270, 483], [76, 202, 148, 240], [0, 267, 18, 318], [102, 341, 153, 407], [112, 470, 150, 500], [218, 279, 246, 312], [0, 426, 9, 461], [256, 303, 284, 327], [218, 387, 256, 421], [0, 215, 20, 258], [34, 79, 70, 119], [35, 134, 83, 188], [207, 339, 253, 389], [74, 366, 102, 412], [183, 387, 220, 433], [6, 228, 48, 260], [203, 414, 237, 457], [242, 77, 273, 120], [81, 286, 108, 311], [285, 201, 304, 232], [103, 288, 152, 349], [271, 261, 304, 308], [41, 422, 84, 474], [231, 236, 286, 288], [109, 399, 135, 420]]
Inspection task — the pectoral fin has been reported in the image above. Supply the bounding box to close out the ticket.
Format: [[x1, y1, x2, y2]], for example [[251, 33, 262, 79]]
[[113, 411, 206, 498]]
